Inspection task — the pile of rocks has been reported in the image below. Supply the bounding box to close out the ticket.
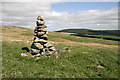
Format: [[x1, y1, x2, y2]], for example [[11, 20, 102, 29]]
[[30, 16, 56, 57]]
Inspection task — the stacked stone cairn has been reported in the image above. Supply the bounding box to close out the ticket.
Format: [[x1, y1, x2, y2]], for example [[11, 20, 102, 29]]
[[30, 16, 57, 57]]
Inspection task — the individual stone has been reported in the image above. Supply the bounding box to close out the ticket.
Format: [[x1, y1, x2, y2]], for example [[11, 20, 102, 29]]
[[44, 42, 52, 48], [36, 57, 40, 60], [37, 32, 45, 36], [31, 43, 43, 49], [21, 53, 28, 56], [38, 39, 47, 43], [41, 34, 48, 38], [34, 28, 47, 34], [46, 31, 48, 34], [38, 25, 47, 28], [34, 37, 47, 43], [34, 28, 38, 33], [35, 39, 47, 43], [36, 21, 45, 26], [58, 50, 65, 53], [31, 49, 40, 54], [37, 16, 44, 20], [48, 46, 56, 51], [40, 35, 48, 40], [35, 53, 41, 57], [38, 28, 47, 32], [38, 21, 45, 25]]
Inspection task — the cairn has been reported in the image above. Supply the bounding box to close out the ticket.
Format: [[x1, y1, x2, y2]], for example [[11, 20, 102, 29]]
[[30, 16, 56, 57]]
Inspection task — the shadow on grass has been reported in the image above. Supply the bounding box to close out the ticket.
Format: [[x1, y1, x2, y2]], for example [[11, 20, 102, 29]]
[[22, 47, 30, 52]]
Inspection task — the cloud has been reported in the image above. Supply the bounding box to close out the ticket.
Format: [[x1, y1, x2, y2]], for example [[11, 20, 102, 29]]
[[46, 8, 118, 30], [1, 0, 119, 2], [1, 2, 118, 31]]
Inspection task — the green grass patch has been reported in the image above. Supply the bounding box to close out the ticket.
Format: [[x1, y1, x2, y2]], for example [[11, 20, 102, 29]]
[[2, 41, 119, 78], [48, 32, 118, 45]]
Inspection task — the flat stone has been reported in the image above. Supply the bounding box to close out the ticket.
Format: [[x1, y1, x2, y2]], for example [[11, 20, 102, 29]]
[[38, 28, 47, 32], [49, 46, 56, 51], [34, 37, 47, 43], [31, 49, 40, 53], [41, 34, 48, 38], [38, 25, 47, 28], [34, 43, 43, 49], [44, 42, 52, 47], [37, 20, 45, 25], [37, 32, 45, 35]]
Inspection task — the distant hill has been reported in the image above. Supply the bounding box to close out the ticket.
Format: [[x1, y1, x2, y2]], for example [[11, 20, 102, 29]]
[[56, 29, 120, 41], [56, 29, 120, 37]]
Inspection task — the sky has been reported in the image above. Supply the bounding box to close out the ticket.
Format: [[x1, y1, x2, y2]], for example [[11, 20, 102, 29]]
[[51, 2, 118, 12], [0, 0, 119, 31]]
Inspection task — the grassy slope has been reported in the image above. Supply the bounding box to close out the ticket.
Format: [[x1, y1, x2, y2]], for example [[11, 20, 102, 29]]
[[1, 25, 119, 78]]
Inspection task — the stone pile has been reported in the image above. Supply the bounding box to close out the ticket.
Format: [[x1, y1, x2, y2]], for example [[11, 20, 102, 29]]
[[30, 16, 56, 57]]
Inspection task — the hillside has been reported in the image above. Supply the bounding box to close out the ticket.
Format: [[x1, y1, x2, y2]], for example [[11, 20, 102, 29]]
[[1, 25, 119, 78], [57, 29, 120, 41], [57, 29, 120, 36]]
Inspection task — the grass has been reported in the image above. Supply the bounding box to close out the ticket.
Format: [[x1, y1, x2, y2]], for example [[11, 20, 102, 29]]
[[2, 25, 119, 78], [48, 32, 118, 45], [2, 41, 119, 78], [57, 29, 120, 41], [87, 35, 120, 39], [57, 29, 120, 37]]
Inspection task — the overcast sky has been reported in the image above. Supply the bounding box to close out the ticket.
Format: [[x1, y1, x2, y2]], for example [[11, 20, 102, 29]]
[[0, 0, 119, 31]]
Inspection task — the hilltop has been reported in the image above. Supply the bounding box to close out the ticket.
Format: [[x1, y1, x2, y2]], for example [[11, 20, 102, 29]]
[[1, 25, 119, 78]]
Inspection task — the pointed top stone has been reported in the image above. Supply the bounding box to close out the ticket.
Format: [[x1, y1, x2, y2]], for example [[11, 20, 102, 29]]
[[37, 16, 44, 21]]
